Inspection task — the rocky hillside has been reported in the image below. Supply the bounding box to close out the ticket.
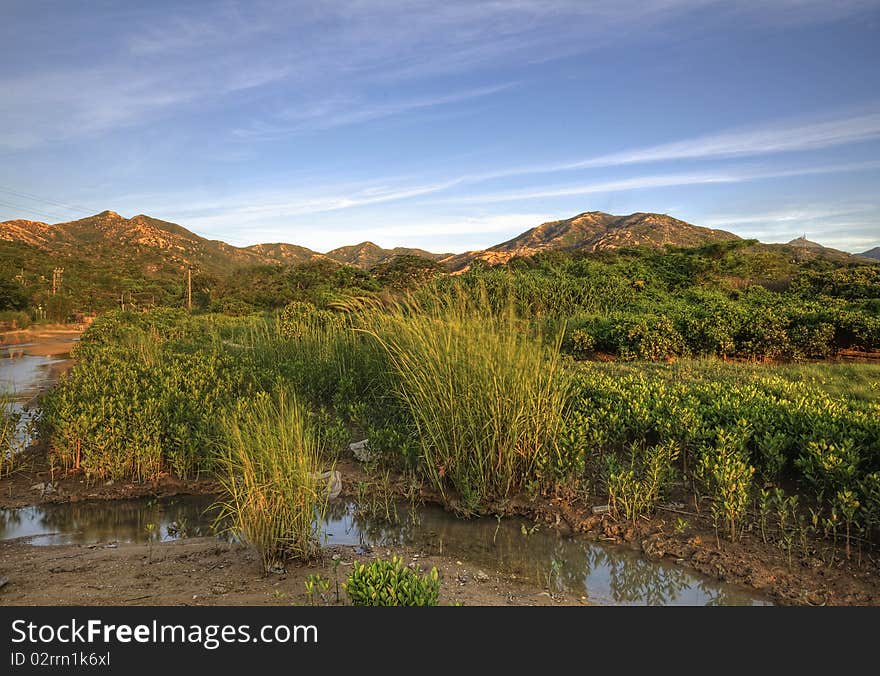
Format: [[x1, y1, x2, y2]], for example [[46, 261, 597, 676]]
[[442, 211, 740, 271], [326, 241, 449, 269]]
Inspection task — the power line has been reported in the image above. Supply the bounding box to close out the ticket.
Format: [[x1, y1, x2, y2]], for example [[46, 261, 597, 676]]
[[0, 185, 97, 216], [0, 197, 68, 223]]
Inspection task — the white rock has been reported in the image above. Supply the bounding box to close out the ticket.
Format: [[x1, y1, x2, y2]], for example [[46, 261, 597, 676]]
[[349, 439, 373, 462], [313, 470, 342, 500]]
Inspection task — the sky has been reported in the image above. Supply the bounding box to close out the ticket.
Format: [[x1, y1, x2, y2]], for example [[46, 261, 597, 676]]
[[1, 1, 879, 254]]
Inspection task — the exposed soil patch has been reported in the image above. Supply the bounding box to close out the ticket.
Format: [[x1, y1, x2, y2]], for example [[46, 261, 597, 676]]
[[0, 325, 83, 356], [0, 537, 581, 607]]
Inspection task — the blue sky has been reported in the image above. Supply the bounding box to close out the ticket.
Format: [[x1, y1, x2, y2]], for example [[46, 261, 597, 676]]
[[1, 1, 879, 253]]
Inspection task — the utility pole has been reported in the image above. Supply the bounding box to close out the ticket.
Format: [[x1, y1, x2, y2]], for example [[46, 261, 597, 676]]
[[52, 267, 64, 295], [187, 267, 192, 311]]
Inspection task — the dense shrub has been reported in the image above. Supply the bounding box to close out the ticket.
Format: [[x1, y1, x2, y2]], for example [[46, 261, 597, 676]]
[[344, 556, 440, 606]]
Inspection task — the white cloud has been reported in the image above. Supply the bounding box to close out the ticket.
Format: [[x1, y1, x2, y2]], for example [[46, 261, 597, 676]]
[[234, 82, 518, 137], [441, 161, 880, 205], [562, 113, 880, 170], [4, 1, 874, 149]]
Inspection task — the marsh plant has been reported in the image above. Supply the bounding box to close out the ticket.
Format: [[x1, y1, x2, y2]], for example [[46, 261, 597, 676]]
[[0, 391, 22, 475], [606, 440, 679, 522], [214, 389, 332, 572], [344, 556, 440, 606], [304, 573, 331, 606], [367, 291, 571, 513], [696, 428, 755, 542]]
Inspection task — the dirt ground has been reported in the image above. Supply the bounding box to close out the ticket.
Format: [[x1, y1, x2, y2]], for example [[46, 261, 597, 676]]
[[0, 536, 583, 606]]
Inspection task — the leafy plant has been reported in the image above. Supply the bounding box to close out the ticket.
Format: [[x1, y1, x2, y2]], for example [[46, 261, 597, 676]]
[[696, 428, 755, 542], [343, 556, 440, 606]]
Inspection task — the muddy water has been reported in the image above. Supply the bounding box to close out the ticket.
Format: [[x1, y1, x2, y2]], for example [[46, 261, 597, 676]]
[[0, 352, 70, 450], [1, 340, 74, 450], [0, 496, 770, 606]]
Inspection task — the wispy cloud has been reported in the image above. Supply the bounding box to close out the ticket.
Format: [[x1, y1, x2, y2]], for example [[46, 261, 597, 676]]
[[233, 82, 517, 138], [5, 1, 874, 149], [441, 161, 880, 205], [561, 112, 880, 170], [700, 204, 880, 250]]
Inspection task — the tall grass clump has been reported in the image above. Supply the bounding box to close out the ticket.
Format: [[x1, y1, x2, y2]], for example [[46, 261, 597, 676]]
[[215, 390, 331, 571], [367, 290, 572, 513], [1, 390, 22, 475]]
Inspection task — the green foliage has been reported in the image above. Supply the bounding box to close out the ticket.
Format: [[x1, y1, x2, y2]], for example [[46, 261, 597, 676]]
[[696, 428, 755, 541], [214, 390, 330, 571], [796, 439, 861, 503], [566, 359, 880, 533], [368, 291, 572, 512], [370, 255, 443, 290], [39, 310, 251, 480], [0, 277, 29, 311], [606, 440, 679, 522], [344, 556, 440, 606], [613, 314, 687, 361]]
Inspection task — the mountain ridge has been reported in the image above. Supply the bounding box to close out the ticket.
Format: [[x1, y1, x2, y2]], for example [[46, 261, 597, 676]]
[[1, 209, 875, 275]]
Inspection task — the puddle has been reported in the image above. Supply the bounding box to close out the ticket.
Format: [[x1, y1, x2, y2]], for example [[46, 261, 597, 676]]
[[1, 351, 71, 450], [0, 495, 769, 606]]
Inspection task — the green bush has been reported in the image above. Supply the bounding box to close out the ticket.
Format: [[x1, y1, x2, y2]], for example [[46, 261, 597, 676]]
[[0, 309, 32, 329], [612, 314, 688, 360], [344, 556, 440, 606], [569, 328, 596, 358]]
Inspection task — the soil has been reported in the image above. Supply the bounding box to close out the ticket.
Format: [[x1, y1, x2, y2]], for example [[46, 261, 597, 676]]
[[0, 537, 579, 607], [4, 452, 879, 606], [0, 446, 221, 509]]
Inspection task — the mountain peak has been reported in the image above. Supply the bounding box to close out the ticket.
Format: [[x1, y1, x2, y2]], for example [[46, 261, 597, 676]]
[[787, 236, 825, 249]]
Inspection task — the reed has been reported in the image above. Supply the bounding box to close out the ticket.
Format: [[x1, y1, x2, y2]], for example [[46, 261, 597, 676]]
[[214, 389, 331, 571], [366, 289, 572, 512], [0, 390, 21, 475]]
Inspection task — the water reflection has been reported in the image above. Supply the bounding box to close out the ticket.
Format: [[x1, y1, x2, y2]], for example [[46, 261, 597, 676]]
[[0, 495, 218, 545], [0, 496, 769, 605], [321, 500, 769, 606], [1, 352, 71, 450]]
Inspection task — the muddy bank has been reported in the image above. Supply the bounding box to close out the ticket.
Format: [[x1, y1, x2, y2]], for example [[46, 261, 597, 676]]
[[3, 453, 878, 605], [0, 446, 220, 509], [0, 537, 582, 607]]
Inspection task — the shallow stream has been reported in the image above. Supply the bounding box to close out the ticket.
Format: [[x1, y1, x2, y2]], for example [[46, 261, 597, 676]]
[[0, 495, 770, 606]]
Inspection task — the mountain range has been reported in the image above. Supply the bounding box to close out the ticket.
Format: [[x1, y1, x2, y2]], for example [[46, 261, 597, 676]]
[[2, 209, 875, 277], [2, 208, 876, 315]]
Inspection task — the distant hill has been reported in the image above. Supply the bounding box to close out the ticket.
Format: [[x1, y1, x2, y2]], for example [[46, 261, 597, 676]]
[[778, 236, 877, 264], [441, 211, 740, 271], [1, 208, 875, 314], [860, 246, 880, 261], [326, 241, 449, 269], [244, 242, 325, 266]]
